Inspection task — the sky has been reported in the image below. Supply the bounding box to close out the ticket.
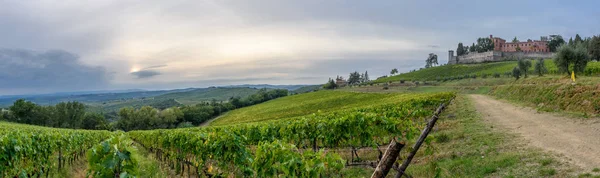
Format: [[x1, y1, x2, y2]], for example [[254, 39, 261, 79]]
[[0, 0, 598, 95]]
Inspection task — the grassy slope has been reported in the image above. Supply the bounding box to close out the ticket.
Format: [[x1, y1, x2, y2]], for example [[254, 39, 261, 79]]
[[375, 60, 600, 83], [489, 77, 600, 117], [209, 90, 429, 126]]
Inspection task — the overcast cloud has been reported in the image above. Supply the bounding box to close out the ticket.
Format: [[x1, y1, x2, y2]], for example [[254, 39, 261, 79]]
[[0, 0, 598, 94]]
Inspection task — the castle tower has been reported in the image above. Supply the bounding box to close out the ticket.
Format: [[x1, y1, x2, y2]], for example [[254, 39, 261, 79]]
[[448, 50, 455, 64]]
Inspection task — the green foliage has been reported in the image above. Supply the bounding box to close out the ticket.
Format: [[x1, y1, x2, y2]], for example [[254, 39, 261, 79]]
[[0, 122, 111, 177], [8, 100, 100, 129], [534, 59, 548, 76], [426, 53, 438, 68], [589, 35, 600, 61], [457, 43, 466, 56], [87, 134, 138, 178], [323, 78, 337, 89], [348, 71, 361, 85], [512, 67, 521, 80], [253, 140, 344, 177], [518, 59, 532, 78], [575, 34, 583, 44], [83, 113, 110, 130], [554, 44, 590, 74], [547, 35, 565, 52], [390, 68, 399, 75], [469, 43, 476, 52], [476, 37, 494, 53]]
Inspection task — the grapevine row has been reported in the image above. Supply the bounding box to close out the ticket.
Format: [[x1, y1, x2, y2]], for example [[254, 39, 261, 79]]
[[0, 122, 111, 177], [128, 92, 455, 177]]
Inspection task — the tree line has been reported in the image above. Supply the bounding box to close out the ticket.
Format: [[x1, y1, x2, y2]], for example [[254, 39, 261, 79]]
[[1, 88, 289, 131], [1, 100, 109, 130], [323, 71, 370, 89], [114, 88, 288, 131]]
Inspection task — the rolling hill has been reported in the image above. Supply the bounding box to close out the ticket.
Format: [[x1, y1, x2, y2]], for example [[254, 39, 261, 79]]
[[90, 87, 264, 113], [374, 60, 600, 83], [209, 90, 449, 126]]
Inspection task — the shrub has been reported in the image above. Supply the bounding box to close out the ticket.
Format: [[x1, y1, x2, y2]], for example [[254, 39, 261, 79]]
[[383, 83, 389, 90], [534, 59, 548, 76], [512, 67, 521, 80], [518, 59, 532, 78], [415, 81, 420, 85], [400, 80, 405, 84], [493, 73, 501, 78]]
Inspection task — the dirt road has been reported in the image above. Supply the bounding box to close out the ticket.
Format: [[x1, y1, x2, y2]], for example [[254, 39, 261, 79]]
[[469, 94, 600, 170]]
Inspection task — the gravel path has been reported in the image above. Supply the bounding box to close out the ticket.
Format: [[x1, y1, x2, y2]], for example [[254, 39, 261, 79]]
[[469, 94, 600, 170]]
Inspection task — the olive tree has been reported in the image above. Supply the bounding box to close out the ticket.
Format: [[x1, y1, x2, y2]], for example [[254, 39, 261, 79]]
[[554, 44, 590, 75]]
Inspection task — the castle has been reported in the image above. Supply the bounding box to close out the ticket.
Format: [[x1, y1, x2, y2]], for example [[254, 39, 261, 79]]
[[448, 35, 554, 64]]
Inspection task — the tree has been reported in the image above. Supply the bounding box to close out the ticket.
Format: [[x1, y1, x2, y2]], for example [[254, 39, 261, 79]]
[[476, 37, 494, 52], [574, 34, 583, 44], [159, 107, 184, 129], [322, 78, 337, 89], [547, 35, 565, 52], [54, 101, 86, 128], [390, 68, 398, 75], [512, 67, 521, 80], [517, 59, 532, 78], [568, 37, 574, 46], [515, 46, 522, 52], [9, 99, 37, 124], [554, 44, 590, 75], [469, 43, 476, 52], [588, 35, 600, 61], [348, 71, 361, 85], [425, 53, 438, 68], [457, 43, 466, 56], [82, 113, 109, 130], [533, 59, 548, 76], [364, 71, 370, 82], [512, 37, 519, 43]]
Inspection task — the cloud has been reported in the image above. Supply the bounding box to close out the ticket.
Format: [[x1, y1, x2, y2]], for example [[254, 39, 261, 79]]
[[131, 70, 161, 79], [142, 65, 167, 70], [0, 49, 109, 93]]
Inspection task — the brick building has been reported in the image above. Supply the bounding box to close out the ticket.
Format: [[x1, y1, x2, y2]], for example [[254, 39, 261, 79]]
[[491, 35, 549, 52]]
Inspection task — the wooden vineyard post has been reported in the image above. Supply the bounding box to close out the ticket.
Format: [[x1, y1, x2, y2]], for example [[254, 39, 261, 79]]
[[371, 138, 405, 178], [395, 101, 449, 178]]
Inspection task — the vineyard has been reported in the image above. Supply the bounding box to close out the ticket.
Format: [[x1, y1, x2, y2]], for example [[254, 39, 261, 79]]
[[128, 92, 455, 177], [374, 60, 600, 83], [0, 122, 111, 177], [1, 92, 455, 177], [210, 90, 436, 126]]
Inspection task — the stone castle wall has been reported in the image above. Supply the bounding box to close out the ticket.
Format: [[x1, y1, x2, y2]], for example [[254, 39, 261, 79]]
[[448, 51, 554, 64]]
